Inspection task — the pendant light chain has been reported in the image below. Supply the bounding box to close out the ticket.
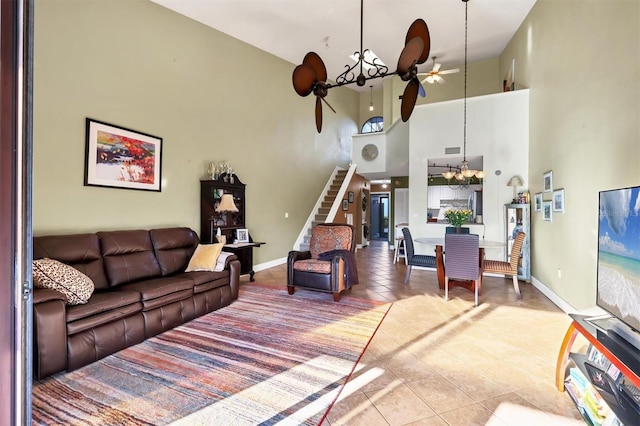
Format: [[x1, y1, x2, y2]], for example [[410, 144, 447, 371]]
[[463, 0, 468, 162]]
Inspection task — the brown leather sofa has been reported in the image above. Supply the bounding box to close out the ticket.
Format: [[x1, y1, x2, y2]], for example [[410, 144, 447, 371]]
[[32, 227, 240, 380]]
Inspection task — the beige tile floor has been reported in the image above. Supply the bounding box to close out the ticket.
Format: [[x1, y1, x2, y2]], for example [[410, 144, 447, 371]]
[[249, 239, 588, 426]]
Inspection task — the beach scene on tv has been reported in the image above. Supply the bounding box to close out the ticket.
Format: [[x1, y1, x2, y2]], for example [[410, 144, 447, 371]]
[[598, 186, 640, 332]]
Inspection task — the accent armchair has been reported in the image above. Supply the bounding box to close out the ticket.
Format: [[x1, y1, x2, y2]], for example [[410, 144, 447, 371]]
[[287, 223, 358, 302]]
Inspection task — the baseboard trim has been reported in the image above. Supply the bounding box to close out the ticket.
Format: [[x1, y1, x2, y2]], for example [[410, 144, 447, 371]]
[[254, 257, 287, 272]]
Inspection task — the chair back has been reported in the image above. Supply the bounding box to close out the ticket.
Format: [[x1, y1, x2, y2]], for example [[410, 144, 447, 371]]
[[308, 223, 355, 259], [444, 233, 480, 281], [509, 232, 526, 272], [401, 227, 415, 260]]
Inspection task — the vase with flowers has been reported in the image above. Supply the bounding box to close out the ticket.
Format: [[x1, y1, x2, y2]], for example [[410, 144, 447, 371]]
[[444, 208, 473, 233]]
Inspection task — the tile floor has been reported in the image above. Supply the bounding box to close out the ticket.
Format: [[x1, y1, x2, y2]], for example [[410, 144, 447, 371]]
[[249, 239, 588, 426]]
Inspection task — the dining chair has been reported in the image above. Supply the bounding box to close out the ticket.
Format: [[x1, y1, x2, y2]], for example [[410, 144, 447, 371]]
[[444, 233, 481, 306], [483, 231, 525, 299], [401, 227, 436, 284]]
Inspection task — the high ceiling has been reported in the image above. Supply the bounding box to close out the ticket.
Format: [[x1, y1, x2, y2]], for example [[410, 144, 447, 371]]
[[150, 0, 537, 91]]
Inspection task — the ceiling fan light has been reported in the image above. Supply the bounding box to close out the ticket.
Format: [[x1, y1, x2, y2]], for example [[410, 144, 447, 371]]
[[426, 76, 434, 84]]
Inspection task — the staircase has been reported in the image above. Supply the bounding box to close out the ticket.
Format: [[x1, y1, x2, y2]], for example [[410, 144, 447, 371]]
[[294, 164, 357, 251]]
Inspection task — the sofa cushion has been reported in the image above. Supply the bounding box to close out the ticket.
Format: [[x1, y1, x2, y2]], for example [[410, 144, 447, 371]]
[[98, 230, 162, 287], [118, 276, 194, 302], [32, 259, 95, 305], [293, 259, 332, 274], [33, 233, 110, 290], [66, 291, 142, 323], [185, 243, 224, 272], [176, 270, 230, 286], [150, 227, 199, 276]]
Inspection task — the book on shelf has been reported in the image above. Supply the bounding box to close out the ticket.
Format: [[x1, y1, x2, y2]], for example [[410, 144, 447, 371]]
[[587, 344, 612, 371], [566, 367, 614, 426]]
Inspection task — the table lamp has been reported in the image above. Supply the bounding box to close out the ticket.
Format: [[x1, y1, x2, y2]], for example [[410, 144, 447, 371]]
[[215, 193, 239, 240]]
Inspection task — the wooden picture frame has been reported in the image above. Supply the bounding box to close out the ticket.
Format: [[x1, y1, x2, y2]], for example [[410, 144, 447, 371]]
[[553, 189, 565, 212], [236, 228, 249, 243], [543, 201, 553, 222], [543, 170, 553, 193], [534, 193, 543, 212], [342, 199, 349, 211], [84, 118, 162, 191], [348, 191, 354, 203]]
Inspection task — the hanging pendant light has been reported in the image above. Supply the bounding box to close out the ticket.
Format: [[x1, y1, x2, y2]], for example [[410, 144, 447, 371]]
[[369, 85, 374, 111]]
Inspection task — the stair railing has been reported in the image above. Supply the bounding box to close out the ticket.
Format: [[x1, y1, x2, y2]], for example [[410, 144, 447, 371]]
[[292, 163, 357, 250]]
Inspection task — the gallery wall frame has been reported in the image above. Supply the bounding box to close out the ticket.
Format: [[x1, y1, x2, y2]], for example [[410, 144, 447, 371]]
[[348, 191, 354, 203], [342, 199, 349, 211], [543, 201, 553, 222], [553, 189, 565, 212], [543, 171, 553, 193], [84, 118, 162, 191], [534, 193, 543, 212]]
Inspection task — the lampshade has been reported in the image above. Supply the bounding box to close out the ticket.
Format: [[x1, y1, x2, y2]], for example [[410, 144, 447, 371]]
[[507, 175, 524, 187], [216, 194, 239, 212]]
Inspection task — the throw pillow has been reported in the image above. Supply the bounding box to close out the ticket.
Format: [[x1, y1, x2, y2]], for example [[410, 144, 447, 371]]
[[185, 243, 224, 272], [32, 258, 95, 305]]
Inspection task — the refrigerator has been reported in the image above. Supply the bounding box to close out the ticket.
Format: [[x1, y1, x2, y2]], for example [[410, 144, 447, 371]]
[[468, 190, 483, 223]]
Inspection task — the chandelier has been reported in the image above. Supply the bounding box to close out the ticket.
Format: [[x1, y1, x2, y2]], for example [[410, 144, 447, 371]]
[[441, 0, 484, 188], [292, 0, 431, 132]]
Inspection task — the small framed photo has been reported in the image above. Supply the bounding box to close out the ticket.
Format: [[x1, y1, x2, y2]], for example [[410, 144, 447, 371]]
[[585, 363, 615, 395], [348, 191, 354, 203], [543, 170, 553, 193], [84, 118, 162, 191], [235, 228, 249, 243], [542, 201, 553, 222], [534, 193, 543, 212], [553, 189, 565, 212], [342, 199, 349, 211]]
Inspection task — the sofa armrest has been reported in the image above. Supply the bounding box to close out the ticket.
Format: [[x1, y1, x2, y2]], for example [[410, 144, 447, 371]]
[[287, 251, 311, 286], [223, 253, 238, 270], [33, 289, 67, 379], [228, 258, 241, 300]]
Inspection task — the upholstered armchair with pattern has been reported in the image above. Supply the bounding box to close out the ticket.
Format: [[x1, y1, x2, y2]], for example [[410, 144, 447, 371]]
[[287, 223, 358, 302]]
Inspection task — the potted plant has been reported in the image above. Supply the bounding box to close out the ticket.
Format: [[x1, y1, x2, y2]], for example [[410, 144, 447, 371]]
[[444, 209, 473, 233]]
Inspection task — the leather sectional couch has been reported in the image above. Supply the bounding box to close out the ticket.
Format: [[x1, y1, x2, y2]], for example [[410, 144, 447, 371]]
[[32, 227, 240, 380]]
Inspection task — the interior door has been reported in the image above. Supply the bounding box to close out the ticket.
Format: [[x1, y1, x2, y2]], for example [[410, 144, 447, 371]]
[[394, 188, 409, 241]]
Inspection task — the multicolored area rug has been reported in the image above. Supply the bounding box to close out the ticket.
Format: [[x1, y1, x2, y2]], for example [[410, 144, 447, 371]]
[[32, 284, 390, 425]]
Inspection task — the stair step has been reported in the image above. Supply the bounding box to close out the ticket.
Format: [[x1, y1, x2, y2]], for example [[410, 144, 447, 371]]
[[315, 214, 328, 222]]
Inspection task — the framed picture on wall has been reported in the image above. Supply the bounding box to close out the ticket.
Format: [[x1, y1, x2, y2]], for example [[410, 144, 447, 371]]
[[84, 118, 162, 191], [543, 171, 553, 193], [348, 191, 354, 203], [342, 199, 349, 211], [553, 189, 565, 212], [543, 201, 553, 222], [534, 193, 543, 212]]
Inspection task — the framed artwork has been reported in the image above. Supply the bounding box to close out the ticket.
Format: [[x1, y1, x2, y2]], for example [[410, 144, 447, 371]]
[[543, 201, 553, 222], [348, 191, 354, 203], [585, 363, 615, 395], [543, 171, 553, 193], [236, 228, 249, 243], [84, 118, 162, 191], [342, 199, 349, 211], [553, 189, 565, 212], [534, 193, 543, 212]]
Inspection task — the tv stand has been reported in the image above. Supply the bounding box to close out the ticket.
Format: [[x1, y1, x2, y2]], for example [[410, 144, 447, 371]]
[[556, 314, 640, 425], [610, 320, 640, 352]]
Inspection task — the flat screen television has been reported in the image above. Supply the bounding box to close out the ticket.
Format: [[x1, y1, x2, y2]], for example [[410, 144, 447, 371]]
[[597, 185, 640, 348]]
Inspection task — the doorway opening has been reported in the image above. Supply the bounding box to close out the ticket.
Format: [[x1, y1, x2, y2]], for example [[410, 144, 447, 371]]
[[370, 193, 389, 240]]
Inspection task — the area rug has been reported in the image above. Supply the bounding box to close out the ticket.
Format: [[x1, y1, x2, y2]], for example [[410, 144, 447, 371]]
[[32, 284, 390, 425]]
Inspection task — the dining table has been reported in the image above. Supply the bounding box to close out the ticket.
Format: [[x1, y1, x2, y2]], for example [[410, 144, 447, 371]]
[[415, 237, 505, 294]]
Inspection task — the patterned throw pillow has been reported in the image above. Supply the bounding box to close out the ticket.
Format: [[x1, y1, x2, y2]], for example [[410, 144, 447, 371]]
[[185, 243, 224, 272], [32, 258, 95, 305]]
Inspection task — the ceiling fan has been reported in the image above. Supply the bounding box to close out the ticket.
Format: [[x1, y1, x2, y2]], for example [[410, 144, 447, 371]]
[[419, 56, 460, 84]]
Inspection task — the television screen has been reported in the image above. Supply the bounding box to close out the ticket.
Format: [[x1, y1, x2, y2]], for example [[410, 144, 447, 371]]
[[597, 186, 640, 333]]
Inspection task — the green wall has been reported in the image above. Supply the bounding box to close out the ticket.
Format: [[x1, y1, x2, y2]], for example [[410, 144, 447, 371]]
[[500, 0, 640, 309], [33, 0, 359, 265]]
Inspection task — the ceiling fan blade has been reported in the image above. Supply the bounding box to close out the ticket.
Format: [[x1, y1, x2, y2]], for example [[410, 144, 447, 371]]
[[315, 97, 323, 133], [437, 75, 446, 84], [303, 52, 327, 83], [432, 62, 441, 72], [418, 80, 426, 98], [397, 36, 424, 79], [321, 96, 336, 114], [401, 79, 419, 122], [292, 63, 316, 97], [405, 18, 430, 65], [439, 68, 460, 75]]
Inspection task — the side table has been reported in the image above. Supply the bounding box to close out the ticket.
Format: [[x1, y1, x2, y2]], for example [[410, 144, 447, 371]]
[[223, 242, 265, 282]]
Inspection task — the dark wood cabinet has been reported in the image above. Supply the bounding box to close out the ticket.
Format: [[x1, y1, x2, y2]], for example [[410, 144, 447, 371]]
[[200, 173, 264, 281]]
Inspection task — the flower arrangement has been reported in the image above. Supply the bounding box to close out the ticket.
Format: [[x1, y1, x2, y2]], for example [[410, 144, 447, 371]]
[[444, 208, 473, 227]]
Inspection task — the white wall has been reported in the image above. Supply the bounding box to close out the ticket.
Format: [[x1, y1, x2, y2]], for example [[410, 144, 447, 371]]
[[408, 90, 530, 256]]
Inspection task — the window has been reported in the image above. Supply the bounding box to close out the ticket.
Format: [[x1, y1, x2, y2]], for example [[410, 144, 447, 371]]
[[362, 116, 383, 133]]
